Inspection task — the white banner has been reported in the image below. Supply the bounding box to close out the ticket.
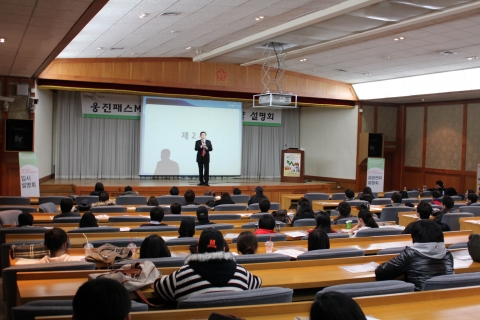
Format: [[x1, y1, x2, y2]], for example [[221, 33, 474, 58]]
[[19, 152, 40, 197], [367, 158, 385, 193], [243, 106, 281, 126], [81, 92, 141, 119]]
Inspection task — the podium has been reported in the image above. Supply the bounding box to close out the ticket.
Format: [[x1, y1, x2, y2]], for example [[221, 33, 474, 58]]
[[280, 149, 305, 183]]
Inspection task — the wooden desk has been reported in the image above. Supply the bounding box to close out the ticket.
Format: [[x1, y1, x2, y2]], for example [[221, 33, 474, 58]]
[[399, 214, 418, 227], [460, 216, 480, 233], [280, 194, 303, 210]]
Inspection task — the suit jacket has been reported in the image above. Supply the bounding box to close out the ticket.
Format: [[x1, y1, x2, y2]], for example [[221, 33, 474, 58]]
[[195, 139, 213, 163]]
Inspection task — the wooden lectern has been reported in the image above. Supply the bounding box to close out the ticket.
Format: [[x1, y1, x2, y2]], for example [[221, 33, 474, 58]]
[[281, 149, 305, 183]]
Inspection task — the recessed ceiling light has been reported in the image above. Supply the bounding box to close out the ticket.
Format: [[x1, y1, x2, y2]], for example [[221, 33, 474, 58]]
[[0, 38, 5, 43], [384, 56, 391, 59], [467, 56, 479, 60], [421, 99, 425, 101], [394, 36, 405, 41], [186, 47, 191, 50], [364, 73, 371, 76], [131, 53, 138, 55], [312, 69, 317, 72], [439, 50, 457, 55], [139, 13, 148, 18], [259, 16, 264, 19], [96, 47, 103, 50], [170, 30, 177, 33], [255, 16, 264, 21], [299, 58, 307, 62]]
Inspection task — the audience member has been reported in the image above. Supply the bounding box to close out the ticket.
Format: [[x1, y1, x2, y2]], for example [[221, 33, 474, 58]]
[[402, 201, 431, 234], [461, 189, 475, 201], [466, 193, 478, 205], [89, 182, 104, 196], [432, 190, 442, 206], [183, 189, 198, 205], [91, 192, 115, 207], [436, 180, 445, 195], [196, 206, 215, 225], [311, 291, 366, 320], [248, 186, 268, 205], [119, 186, 139, 196], [332, 201, 353, 225], [204, 190, 213, 196], [237, 231, 258, 255], [388, 192, 403, 207], [292, 197, 315, 224], [349, 209, 378, 237], [170, 202, 182, 215], [233, 188, 241, 195], [430, 195, 456, 223], [375, 220, 454, 290], [140, 234, 171, 258], [79, 212, 98, 228], [214, 192, 235, 206], [254, 214, 276, 235], [258, 199, 270, 213], [141, 207, 167, 227], [313, 211, 335, 233], [72, 278, 131, 320], [178, 219, 196, 238], [345, 189, 356, 200], [359, 187, 374, 203], [170, 186, 179, 195], [445, 187, 457, 197], [37, 228, 76, 263], [308, 229, 330, 251], [17, 212, 33, 227], [272, 209, 289, 223], [154, 229, 262, 301], [147, 196, 159, 206], [53, 198, 80, 219]]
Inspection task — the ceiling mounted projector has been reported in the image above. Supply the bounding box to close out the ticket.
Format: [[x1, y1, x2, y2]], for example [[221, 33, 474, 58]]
[[253, 93, 297, 109]]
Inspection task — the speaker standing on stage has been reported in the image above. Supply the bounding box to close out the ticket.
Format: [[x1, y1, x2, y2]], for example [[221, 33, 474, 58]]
[[195, 131, 213, 186]]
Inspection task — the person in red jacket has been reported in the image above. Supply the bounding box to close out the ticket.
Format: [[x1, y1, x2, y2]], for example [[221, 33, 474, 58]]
[[254, 214, 276, 235]]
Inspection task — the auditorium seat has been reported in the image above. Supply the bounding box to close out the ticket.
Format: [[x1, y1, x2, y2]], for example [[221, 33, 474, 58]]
[[53, 217, 81, 223], [177, 287, 293, 309], [0, 206, 37, 214], [181, 205, 200, 212], [230, 195, 250, 203], [0, 210, 21, 226], [371, 198, 391, 205], [402, 198, 420, 204], [38, 202, 58, 213], [304, 193, 330, 202], [441, 212, 474, 231], [448, 242, 468, 249], [297, 248, 365, 261], [293, 218, 316, 227], [1, 240, 44, 273], [156, 195, 184, 205], [355, 228, 403, 237], [90, 206, 127, 213], [345, 200, 369, 207], [194, 196, 215, 205], [108, 216, 149, 223], [195, 224, 234, 231], [129, 226, 178, 232], [214, 204, 248, 211], [450, 196, 462, 201], [115, 196, 148, 205], [336, 217, 358, 224], [330, 193, 345, 200], [379, 207, 413, 224], [316, 280, 414, 298], [208, 214, 241, 221], [68, 227, 120, 233], [421, 191, 432, 197], [114, 257, 186, 268], [165, 237, 198, 246], [0, 196, 30, 205], [376, 246, 406, 255], [162, 215, 195, 222], [249, 213, 271, 219], [459, 206, 480, 216], [383, 192, 398, 198], [407, 190, 420, 198], [241, 221, 286, 229], [38, 196, 69, 205], [235, 253, 290, 264], [357, 192, 378, 199], [422, 272, 480, 291], [89, 238, 144, 248], [136, 205, 171, 213], [74, 195, 99, 204], [231, 234, 287, 243], [301, 233, 349, 240], [248, 202, 280, 210]]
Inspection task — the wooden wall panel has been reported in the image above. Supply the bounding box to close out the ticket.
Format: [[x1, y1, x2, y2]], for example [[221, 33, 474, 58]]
[[404, 168, 423, 190]]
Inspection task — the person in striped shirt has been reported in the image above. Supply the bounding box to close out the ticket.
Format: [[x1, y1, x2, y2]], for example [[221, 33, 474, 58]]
[[154, 229, 262, 301]]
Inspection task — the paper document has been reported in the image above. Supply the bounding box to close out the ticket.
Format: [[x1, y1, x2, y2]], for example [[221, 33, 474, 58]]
[[453, 250, 472, 260], [224, 233, 239, 239], [339, 262, 379, 273], [464, 220, 480, 224], [284, 231, 308, 238], [161, 237, 176, 242], [119, 227, 130, 232], [95, 214, 110, 219], [274, 249, 305, 258]]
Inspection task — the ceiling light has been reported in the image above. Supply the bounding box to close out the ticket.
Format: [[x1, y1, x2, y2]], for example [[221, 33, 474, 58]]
[[467, 56, 479, 61], [139, 13, 148, 18], [312, 69, 317, 72], [364, 73, 371, 76], [384, 56, 391, 59], [439, 50, 457, 55], [186, 47, 191, 50], [421, 99, 425, 101], [300, 58, 307, 62], [259, 16, 264, 19], [0, 38, 5, 43], [255, 16, 264, 21], [394, 36, 405, 41], [131, 53, 138, 55], [96, 47, 103, 50]]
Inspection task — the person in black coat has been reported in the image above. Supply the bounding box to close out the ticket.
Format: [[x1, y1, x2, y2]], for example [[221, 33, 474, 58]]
[[195, 131, 213, 186], [214, 193, 235, 207], [248, 186, 269, 205]]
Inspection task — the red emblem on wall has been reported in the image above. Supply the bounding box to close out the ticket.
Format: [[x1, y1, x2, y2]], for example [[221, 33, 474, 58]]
[[216, 69, 227, 81]]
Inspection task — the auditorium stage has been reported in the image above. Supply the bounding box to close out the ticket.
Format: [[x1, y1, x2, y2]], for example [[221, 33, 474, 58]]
[[41, 178, 337, 204]]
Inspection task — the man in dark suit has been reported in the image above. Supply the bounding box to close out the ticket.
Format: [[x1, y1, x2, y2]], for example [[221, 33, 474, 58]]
[[195, 131, 213, 186]]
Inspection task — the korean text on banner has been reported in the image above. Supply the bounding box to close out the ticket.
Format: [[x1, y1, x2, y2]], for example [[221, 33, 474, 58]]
[[284, 153, 301, 177], [243, 106, 281, 126], [81, 92, 141, 119], [367, 158, 385, 193], [18, 152, 40, 197]]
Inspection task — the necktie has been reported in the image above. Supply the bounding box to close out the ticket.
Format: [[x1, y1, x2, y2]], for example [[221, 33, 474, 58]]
[[202, 141, 205, 157]]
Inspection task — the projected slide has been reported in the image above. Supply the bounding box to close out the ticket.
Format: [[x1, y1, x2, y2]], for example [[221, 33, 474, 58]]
[[139, 97, 242, 176]]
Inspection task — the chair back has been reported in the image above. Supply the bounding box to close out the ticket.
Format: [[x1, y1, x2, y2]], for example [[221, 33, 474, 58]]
[[114, 257, 186, 269], [297, 248, 365, 261], [53, 217, 82, 223], [195, 224, 234, 231], [304, 193, 330, 201], [336, 217, 358, 224], [162, 215, 196, 222], [129, 226, 178, 232], [90, 206, 127, 213], [407, 190, 420, 198], [241, 221, 286, 229], [249, 212, 271, 219], [330, 193, 345, 200], [166, 237, 199, 246], [293, 218, 316, 227], [75, 195, 99, 205], [181, 205, 200, 212], [419, 198, 432, 203], [214, 204, 248, 211], [0, 240, 44, 273], [115, 196, 148, 205], [177, 287, 293, 309], [38, 196, 69, 205], [448, 242, 467, 249], [68, 227, 120, 233], [208, 214, 242, 221], [355, 227, 402, 237], [135, 206, 168, 213], [235, 253, 291, 264], [157, 195, 184, 205], [371, 198, 392, 205], [422, 272, 480, 291], [38, 202, 58, 213], [0, 206, 37, 214], [379, 207, 413, 223], [0, 196, 30, 205], [108, 216, 150, 223], [230, 195, 250, 203], [316, 280, 414, 298], [194, 196, 215, 205], [441, 212, 474, 231], [402, 198, 420, 204], [0, 210, 22, 226], [450, 196, 462, 201], [459, 206, 480, 216], [377, 246, 406, 255], [357, 192, 379, 199], [383, 191, 398, 198], [248, 202, 280, 210], [89, 238, 144, 248], [345, 200, 368, 207]]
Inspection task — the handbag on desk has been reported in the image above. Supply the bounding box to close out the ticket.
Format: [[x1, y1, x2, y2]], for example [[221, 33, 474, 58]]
[[85, 243, 132, 265]]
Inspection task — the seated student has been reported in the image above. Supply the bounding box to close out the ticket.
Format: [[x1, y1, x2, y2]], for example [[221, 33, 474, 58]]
[[344, 189, 356, 201], [170, 186, 179, 195], [17, 212, 33, 227], [89, 182, 104, 196], [91, 191, 115, 207], [349, 209, 378, 237], [140, 234, 171, 258], [466, 193, 478, 205], [308, 229, 330, 251], [311, 291, 367, 320], [119, 185, 139, 196], [445, 187, 457, 197], [72, 278, 131, 320], [292, 197, 315, 224], [147, 196, 159, 206], [386, 192, 404, 207], [248, 186, 268, 205], [214, 192, 236, 207], [312, 211, 336, 233], [37, 228, 77, 263], [332, 201, 353, 225], [436, 180, 445, 195], [272, 209, 289, 223], [178, 219, 195, 238], [53, 198, 80, 219], [254, 214, 276, 235], [170, 202, 182, 215], [359, 186, 374, 203], [375, 220, 454, 290], [195, 206, 215, 225], [430, 195, 456, 223], [258, 198, 270, 213], [237, 231, 258, 255], [402, 201, 431, 234], [141, 207, 167, 227], [233, 187, 241, 195], [183, 189, 198, 205], [431, 190, 443, 206], [154, 229, 262, 301], [79, 212, 98, 228]]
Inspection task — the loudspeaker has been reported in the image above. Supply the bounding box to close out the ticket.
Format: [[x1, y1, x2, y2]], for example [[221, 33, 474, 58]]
[[4, 119, 34, 152], [368, 133, 383, 157]]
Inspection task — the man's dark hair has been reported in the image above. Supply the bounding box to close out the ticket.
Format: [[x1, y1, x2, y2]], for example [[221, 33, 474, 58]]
[[337, 201, 351, 217], [147, 196, 159, 206], [140, 235, 171, 259], [124, 186, 132, 192], [184, 189, 195, 203], [442, 195, 454, 209], [259, 199, 271, 212], [60, 197, 74, 213], [99, 191, 109, 202], [79, 212, 98, 228], [18, 212, 33, 226], [345, 189, 355, 199], [311, 292, 366, 320], [468, 193, 478, 203], [416, 202, 433, 220], [432, 190, 441, 198], [391, 192, 403, 204], [436, 180, 444, 188], [94, 182, 104, 192], [445, 187, 457, 196], [178, 219, 195, 237], [200, 131, 206, 135], [308, 229, 330, 251], [258, 214, 275, 231], [73, 278, 131, 320], [170, 202, 181, 214], [150, 207, 165, 222], [170, 186, 179, 195], [411, 219, 444, 243], [233, 188, 241, 195]]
